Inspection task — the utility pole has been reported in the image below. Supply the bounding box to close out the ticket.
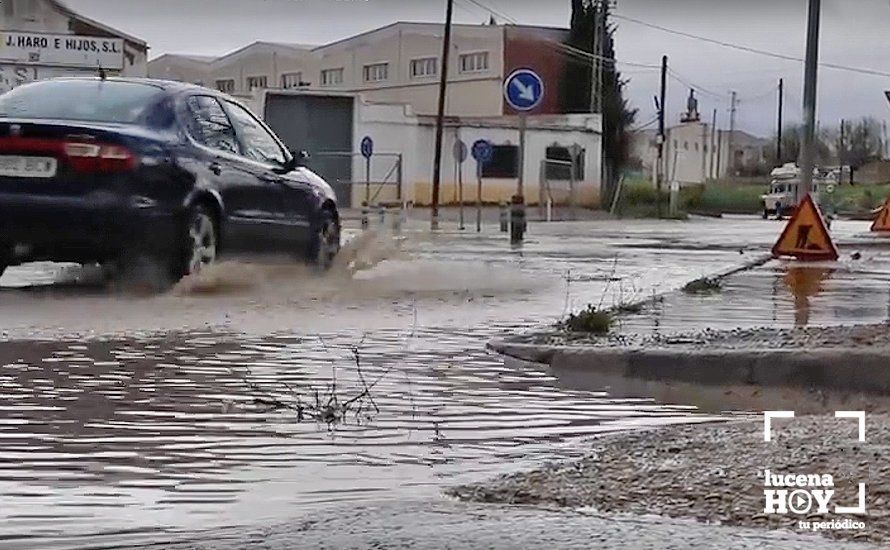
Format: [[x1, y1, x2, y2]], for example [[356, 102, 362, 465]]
[[839, 118, 845, 186], [799, 0, 822, 202], [430, 0, 454, 230], [657, 55, 668, 218], [710, 108, 717, 179], [591, 1, 601, 113], [777, 78, 784, 163], [727, 91, 737, 176]]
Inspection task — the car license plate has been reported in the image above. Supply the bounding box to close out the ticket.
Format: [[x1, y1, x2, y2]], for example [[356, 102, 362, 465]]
[[0, 155, 58, 178]]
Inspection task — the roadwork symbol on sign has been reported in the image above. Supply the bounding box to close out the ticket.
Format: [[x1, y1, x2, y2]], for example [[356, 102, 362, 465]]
[[871, 197, 890, 232], [772, 194, 839, 261]]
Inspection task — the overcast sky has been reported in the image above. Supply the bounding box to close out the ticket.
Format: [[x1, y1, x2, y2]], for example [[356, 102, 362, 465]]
[[63, 0, 890, 137]]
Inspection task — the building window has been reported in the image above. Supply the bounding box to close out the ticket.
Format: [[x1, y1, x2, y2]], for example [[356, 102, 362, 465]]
[[683, 141, 689, 150], [321, 68, 344, 86], [545, 146, 585, 180], [410, 57, 438, 78], [481, 145, 519, 178], [694, 142, 699, 152], [215, 79, 235, 94], [459, 52, 489, 73], [280, 72, 304, 89], [246, 76, 268, 91], [363, 63, 389, 83]]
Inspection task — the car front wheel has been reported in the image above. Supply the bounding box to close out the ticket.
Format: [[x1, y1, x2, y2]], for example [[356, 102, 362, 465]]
[[308, 209, 340, 271]]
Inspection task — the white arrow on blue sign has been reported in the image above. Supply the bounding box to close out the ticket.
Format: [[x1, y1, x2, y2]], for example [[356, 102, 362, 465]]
[[360, 136, 374, 159], [504, 69, 544, 112]]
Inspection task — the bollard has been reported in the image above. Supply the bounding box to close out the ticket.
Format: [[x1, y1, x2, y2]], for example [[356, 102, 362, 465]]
[[378, 205, 387, 227], [361, 201, 369, 230], [499, 202, 509, 233], [509, 195, 527, 245]]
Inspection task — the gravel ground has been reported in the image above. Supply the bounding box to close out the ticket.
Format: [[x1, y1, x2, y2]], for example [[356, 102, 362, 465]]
[[147, 499, 873, 550], [506, 322, 890, 351], [450, 414, 890, 544]]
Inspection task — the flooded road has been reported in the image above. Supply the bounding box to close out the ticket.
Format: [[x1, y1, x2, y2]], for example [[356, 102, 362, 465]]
[[0, 216, 876, 548]]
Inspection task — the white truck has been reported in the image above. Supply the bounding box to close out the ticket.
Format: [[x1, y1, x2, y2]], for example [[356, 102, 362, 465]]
[[761, 163, 831, 219]]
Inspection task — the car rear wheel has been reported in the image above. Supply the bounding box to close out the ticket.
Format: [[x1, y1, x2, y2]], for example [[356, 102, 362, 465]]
[[175, 205, 218, 281], [307, 209, 340, 271]]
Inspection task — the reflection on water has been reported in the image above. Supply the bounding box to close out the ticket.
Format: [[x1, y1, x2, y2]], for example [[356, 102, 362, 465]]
[[783, 267, 834, 327], [0, 330, 717, 549]]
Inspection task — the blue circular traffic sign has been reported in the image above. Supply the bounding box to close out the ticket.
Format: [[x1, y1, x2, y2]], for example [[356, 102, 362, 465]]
[[360, 136, 374, 159], [504, 69, 544, 112], [471, 139, 493, 164]]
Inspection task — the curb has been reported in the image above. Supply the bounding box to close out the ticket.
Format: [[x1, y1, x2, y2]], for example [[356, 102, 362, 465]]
[[489, 340, 890, 395]]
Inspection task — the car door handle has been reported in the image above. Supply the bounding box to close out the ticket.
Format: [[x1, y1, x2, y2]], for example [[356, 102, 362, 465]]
[[209, 162, 222, 176]]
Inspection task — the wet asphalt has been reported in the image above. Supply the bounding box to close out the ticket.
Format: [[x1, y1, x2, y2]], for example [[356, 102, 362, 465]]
[[0, 215, 884, 549]]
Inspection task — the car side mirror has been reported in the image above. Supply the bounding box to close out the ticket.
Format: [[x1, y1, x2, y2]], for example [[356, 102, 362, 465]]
[[296, 150, 310, 166]]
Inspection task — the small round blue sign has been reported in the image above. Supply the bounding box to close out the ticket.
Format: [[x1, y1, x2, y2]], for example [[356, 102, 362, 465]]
[[504, 69, 545, 112], [360, 136, 374, 159], [471, 139, 493, 164]]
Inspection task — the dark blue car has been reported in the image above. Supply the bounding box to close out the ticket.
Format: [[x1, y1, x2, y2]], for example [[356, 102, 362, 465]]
[[0, 77, 341, 284]]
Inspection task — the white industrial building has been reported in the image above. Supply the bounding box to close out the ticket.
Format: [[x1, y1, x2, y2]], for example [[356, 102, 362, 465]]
[[630, 92, 770, 185], [0, 0, 148, 92], [149, 22, 573, 118], [151, 21, 603, 207]]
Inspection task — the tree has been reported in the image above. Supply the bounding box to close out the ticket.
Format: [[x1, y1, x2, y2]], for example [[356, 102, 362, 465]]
[[559, 0, 637, 206], [837, 117, 883, 170], [767, 123, 831, 167]]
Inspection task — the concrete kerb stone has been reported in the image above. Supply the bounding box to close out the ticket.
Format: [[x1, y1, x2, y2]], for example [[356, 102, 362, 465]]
[[489, 340, 890, 394], [489, 252, 890, 395]]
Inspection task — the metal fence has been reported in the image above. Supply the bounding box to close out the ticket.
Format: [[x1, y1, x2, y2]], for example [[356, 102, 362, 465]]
[[539, 159, 578, 221], [313, 152, 403, 207]]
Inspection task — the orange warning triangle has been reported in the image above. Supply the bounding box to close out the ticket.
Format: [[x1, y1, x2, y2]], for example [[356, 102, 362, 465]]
[[772, 193, 839, 261], [871, 197, 890, 232]]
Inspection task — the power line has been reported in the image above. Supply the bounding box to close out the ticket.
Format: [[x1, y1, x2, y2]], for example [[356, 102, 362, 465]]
[[666, 68, 726, 99], [460, 0, 517, 24], [629, 116, 659, 132], [546, 39, 661, 70], [613, 13, 890, 79], [463, 0, 660, 71]]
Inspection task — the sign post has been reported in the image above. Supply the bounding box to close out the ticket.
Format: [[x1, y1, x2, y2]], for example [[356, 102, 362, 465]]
[[569, 143, 583, 221], [472, 139, 493, 233], [503, 69, 543, 243], [361, 136, 374, 205], [453, 139, 468, 230]]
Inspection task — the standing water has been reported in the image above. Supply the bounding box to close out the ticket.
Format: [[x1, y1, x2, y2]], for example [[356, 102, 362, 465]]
[[0, 218, 808, 548]]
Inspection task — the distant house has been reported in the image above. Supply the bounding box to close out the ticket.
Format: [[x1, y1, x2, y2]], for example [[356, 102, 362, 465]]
[[630, 122, 769, 184]]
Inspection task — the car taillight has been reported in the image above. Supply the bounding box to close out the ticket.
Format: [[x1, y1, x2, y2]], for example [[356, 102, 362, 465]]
[[64, 142, 137, 173]]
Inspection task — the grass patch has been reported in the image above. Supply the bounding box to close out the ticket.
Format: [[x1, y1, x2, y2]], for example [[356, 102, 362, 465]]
[[681, 184, 765, 215], [831, 184, 890, 213], [682, 277, 723, 294], [616, 179, 765, 217], [614, 178, 670, 219], [559, 305, 613, 335]]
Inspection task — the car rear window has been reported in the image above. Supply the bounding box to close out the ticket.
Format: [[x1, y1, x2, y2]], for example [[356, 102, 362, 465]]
[[0, 80, 165, 124]]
